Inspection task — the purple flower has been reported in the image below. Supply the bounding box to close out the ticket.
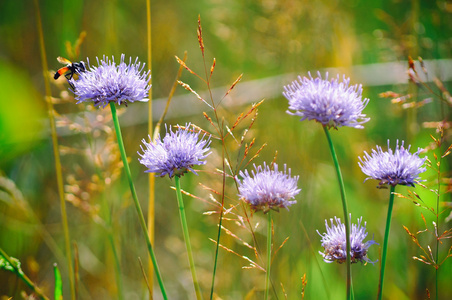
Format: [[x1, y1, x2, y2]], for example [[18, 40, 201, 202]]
[[358, 140, 427, 187], [283, 72, 370, 129], [317, 215, 378, 264], [138, 124, 211, 178], [238, 163, 300, 213], [71, 54, 151, 107]]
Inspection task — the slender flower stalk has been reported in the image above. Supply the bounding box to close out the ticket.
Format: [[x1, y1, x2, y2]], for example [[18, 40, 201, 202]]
[[358, 140, 426, 300], [139, 123, 211, 300], [265, 211, 272, 300], [323, 128, 353, 300], [237, 163, 300, 299], [378, 186, 395, 300], [175, 176, 203, 300], [110, 103, 167, 299], [284, 72, 370, 300], [69, 54, 167, 298]]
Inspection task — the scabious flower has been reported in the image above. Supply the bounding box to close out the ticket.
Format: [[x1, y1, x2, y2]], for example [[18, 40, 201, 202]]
[[237, 163, 300, 213], [283, 72, 370, 129], [317, 215, 378, 264], [138, 124, 211, 178], [71, 54, 151, 107], [358, 140, 427, 187]]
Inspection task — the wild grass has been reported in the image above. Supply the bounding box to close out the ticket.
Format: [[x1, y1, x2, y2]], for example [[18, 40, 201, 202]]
[[0, 1, 451, 300]]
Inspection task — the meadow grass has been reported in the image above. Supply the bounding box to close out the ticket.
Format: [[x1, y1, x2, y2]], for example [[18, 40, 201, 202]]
[[0, 1, 451, 300]]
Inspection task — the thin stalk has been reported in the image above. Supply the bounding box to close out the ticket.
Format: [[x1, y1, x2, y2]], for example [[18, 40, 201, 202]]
[[435, 195, 439, 300], [265, 211, 272, 300], [195, 18, 228, 298], [109, 102, 168, 300], [377, 185, 396, 300], [33, 1, 75, 298], [323, 127, 353, 300], [146, 0, 155, 296], [0, 248, 50, 300], [209, 144, 226, 300], [435, 145, 441, 300], [435, 243, 438, 300], [174, 176, 203, 300]]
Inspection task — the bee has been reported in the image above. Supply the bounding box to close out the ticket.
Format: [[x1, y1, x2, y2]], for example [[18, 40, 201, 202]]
[[54, 56, 86, 88]]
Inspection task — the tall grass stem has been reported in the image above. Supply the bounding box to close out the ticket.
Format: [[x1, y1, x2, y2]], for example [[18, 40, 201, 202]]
[[33, 1, 75, 298], [174, 176, 203, 300], [109, 102, 167, 300], [146, 0, 155, 295], [377, 185, 395, 300], [323, 127, 353, 300]]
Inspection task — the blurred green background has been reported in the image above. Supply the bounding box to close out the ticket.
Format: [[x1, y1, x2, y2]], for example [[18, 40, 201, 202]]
[[0, 0, 451, 299]]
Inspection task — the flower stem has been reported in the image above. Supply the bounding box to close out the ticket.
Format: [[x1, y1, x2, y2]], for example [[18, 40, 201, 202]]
[[323, 127, 353, 300], [265, 211, 272, 300], [209, 197, 223, 300], [209, 144, 226, 300], [109, 102, 168, 300], [0, 248, 50, 300], [435, 140, 442, 300], [174, 176, 203, 300], [377, 185, 396, 300]]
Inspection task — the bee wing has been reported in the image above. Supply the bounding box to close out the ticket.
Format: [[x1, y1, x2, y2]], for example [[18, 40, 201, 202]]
[[57, 56, 72, 65]]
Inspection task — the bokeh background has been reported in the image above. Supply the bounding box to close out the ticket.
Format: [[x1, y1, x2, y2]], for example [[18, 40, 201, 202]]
[[0, 0, 451, 299]]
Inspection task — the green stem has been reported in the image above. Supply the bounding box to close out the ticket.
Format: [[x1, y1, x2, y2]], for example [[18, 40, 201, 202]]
[[435, 263, 438, 300], [109, 102, 168, 300], [210, 144, 226, 300], [0, 248, 50, 300], [377, 185, 396, 300], [323, 127, 353, 300], [209, 199, 223, 300], [174, 176, 203, 300], [435, 145, 441, 300], [265, 211, 272, 300]]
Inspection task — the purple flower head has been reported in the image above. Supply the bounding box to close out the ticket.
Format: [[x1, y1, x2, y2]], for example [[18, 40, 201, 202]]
[[138, 124, 211, 178], [283, 72, 370, 129], [71, 54, 151, 108], [238, 163, 300, 213], [317, 215, 378, 264], [358, 140, 427, 187]]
